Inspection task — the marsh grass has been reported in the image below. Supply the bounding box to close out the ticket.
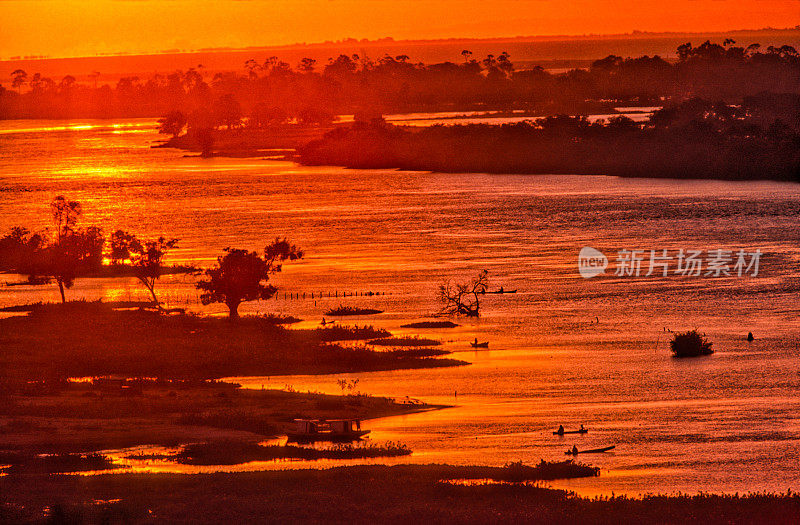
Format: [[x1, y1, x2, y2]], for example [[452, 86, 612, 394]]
[[176, 441, 412, 465], [4, 465, 797, 523], [0, 302, 465, 382], [368, 336, 441, 347], [315, 325, 390, 341], [400, 321, 460, 329], [497, 460, 600, 482], [0, 451, 116, 474], [324, 306, 384, 316]]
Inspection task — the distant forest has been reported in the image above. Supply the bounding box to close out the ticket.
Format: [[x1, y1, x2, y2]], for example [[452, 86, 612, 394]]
[[300, 94, 800, 181], [2, 40, 799, 123]]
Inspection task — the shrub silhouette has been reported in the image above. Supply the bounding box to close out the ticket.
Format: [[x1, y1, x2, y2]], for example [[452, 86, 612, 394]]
[[670, 329, 714, 357]]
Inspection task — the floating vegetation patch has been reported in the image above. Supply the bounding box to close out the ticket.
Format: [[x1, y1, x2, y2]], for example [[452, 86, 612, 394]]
[[368, 336, 441, 347], [175, 441, 412, 465], [401, 321, 459, 329], [325, 306, 384, 316]]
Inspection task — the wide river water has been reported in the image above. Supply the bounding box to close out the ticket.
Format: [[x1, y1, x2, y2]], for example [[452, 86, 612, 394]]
[[1, 118, 799, 496]]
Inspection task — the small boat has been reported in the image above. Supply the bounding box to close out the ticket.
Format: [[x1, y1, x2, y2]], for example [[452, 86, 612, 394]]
[[565, 445, 615, 455], [470, 341, 489, 348], [553, 428, 589, 435], [287, 418, 369, 443], [478, 288, 517, 294]]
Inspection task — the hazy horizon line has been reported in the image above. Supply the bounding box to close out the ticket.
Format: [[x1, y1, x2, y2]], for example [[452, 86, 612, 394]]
[[3, 25, 799, 63]]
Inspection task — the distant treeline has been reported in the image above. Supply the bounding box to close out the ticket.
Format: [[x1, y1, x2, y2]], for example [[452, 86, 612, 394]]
[[2, 40, 799, 122], [299, 93, 800, 181]]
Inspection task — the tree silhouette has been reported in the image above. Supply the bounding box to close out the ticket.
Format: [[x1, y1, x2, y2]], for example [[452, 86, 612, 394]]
[[215, 94, 242, 130], [58, 75, 76, 92], [158, 110, 187, 138], [439, 270, 488, 317], [129, 235, 179, 308], [248, 103, 288, 129], [298, 105, 335, 126], [196, 239, 303, 319], [0, 227, 46, 279], [51, 196, 81, 242], [109, 229, 137, 265], [187, 108, 216, 156], [89, 71, 100, 89], [11, 69, 26, 93], [244, 59, 261, 79], [298, 58, 317, 73], [45, 196, 104, 303]]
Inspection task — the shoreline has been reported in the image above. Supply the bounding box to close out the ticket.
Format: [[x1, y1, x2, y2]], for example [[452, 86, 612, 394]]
[[156, 122, 800, 183], [3, 465, 799, 523], [0, 301, 462, 466], [0, 301, 467, 383]]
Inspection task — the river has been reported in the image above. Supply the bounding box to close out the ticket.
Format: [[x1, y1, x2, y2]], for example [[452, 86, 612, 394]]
[[1, 118, 799, 496]]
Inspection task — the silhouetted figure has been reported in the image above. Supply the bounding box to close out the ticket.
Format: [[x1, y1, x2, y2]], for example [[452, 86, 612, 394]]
[[557, 425, 565, 435], [747, 332, 755, 342], [572, 445, 578, 455]]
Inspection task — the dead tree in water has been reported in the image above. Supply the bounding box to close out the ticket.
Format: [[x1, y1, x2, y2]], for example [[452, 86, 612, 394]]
[[439, 270, 488, 317]]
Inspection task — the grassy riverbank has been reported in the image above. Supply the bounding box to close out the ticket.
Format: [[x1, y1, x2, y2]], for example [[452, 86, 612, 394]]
[[0, 300, 459, 456], [156, 125, 336, 158], [0, 301, 466, 383], [2, 465, 798, 524], [0, 379, 440, 453]]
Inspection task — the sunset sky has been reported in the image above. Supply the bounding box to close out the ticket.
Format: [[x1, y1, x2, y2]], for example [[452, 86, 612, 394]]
[[2, 0, 800, 59]]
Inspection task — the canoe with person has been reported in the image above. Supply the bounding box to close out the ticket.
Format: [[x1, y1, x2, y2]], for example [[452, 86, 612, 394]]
[[478, 286, 517, 294], [565, 445, 615, 455], [554, 424, 588, 435]]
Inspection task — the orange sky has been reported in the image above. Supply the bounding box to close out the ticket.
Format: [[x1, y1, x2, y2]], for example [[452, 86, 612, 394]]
[[2, 0, 800, 59]]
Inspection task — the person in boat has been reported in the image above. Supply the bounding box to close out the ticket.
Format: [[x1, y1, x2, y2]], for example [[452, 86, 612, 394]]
[[474, 337, 478, 346], [557, 425, 564, 434], [572, 445, 578, 455], [498, 286, 504, 293], [579, 424, 585, 432]]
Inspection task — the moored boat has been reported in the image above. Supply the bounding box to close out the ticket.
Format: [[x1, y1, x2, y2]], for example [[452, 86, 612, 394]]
[[553, 428, 589, 435], [287, 418, 370, 443]]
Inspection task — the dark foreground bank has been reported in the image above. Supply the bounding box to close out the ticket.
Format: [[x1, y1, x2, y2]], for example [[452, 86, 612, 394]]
[[0, 301, 465, 383], [2, 465, 799, 524]]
